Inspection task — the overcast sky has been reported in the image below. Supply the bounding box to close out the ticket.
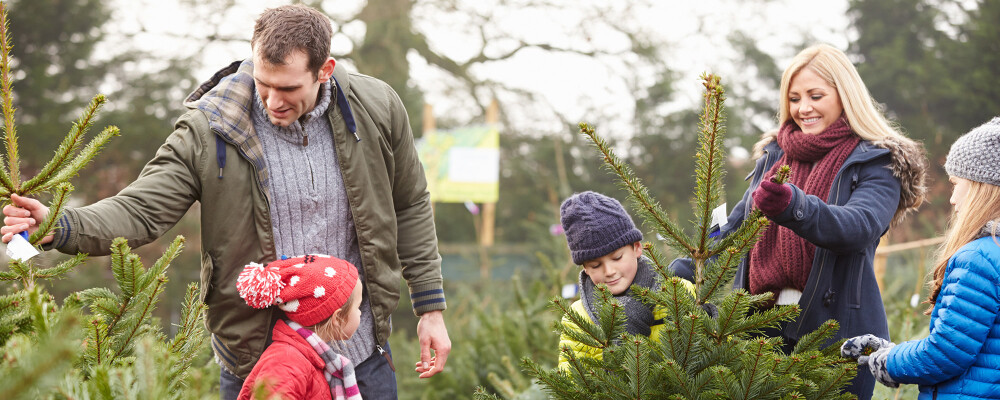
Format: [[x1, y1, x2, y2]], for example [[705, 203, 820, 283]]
[[111, 0, 851, 137]]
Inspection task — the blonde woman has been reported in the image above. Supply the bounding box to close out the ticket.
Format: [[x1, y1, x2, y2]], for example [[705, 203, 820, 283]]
[[672, 43, 928, 398], [842, 117, 1000, 399]]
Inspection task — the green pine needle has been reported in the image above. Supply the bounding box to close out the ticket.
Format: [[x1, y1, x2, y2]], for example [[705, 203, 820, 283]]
[[19, 95, 107, 194], [0, 4, 18, 190]]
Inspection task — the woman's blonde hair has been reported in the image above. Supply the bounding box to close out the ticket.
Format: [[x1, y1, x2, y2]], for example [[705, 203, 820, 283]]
[[925, 180, 1000, 314], [777, 43, 903, 142]]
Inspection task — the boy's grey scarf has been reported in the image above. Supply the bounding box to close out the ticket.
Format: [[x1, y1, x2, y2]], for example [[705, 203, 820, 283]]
[[580, 256, 660, 337]]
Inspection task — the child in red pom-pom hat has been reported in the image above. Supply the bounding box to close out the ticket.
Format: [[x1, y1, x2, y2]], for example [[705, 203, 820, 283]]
[[236, 254, 363, 400]]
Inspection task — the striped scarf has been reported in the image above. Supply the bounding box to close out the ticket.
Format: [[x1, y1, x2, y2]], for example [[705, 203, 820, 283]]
[[286, 320, 362, 400]]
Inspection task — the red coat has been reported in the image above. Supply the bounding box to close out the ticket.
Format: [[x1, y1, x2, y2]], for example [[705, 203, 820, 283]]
[[238, 320, 331, 400]]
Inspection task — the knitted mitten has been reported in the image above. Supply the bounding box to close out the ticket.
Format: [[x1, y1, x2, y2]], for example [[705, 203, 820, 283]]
[[752, 181, 792, 216], [864, 345, 899, 388], [840, 334, 892, 360]]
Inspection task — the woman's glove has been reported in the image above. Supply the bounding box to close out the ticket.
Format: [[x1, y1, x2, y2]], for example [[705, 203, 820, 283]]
[[840, 334, 892, 360], [863, 346, 899, 388], [752, 180, 792, 217]]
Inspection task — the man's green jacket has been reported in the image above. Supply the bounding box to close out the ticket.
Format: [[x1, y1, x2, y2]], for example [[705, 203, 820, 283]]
[[48, 59, 446, 378]]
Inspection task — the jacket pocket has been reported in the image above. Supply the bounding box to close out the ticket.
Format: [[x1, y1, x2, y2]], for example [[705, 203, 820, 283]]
[[847, 253, 863, 309], [200, 255, 215, 303]]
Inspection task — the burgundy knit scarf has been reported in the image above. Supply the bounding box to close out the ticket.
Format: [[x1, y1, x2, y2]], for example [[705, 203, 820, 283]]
[[749, 117, 859, 301]]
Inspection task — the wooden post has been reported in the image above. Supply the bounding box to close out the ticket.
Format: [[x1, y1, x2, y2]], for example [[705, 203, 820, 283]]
[[480, 99, 499, 247], [423, 103, 435, 135], [473, 100, 500, 279], [874, 235, 888, 292]]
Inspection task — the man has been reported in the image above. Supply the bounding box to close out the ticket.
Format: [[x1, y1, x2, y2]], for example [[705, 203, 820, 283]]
[[1, 4, 449, 399]]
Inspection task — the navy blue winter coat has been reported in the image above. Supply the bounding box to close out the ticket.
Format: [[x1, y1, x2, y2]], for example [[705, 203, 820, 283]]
[[887, 236, 1000, 399], [672, 131, 927, 398]]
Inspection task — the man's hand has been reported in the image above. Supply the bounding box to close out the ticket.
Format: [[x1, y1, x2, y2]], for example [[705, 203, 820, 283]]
[[1, 194, 52, 244], [414, 310, 450, 378]]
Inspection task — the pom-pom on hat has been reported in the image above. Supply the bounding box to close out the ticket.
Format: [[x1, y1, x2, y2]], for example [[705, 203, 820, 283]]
[[560, 191, 643, 265], [945, 117, 1000, 186], [237, 254, 359, 327]]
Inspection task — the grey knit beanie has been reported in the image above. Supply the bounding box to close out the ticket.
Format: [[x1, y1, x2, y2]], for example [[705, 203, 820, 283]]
[[945, 117, 1000, 186], [560, 191, 643, 265]]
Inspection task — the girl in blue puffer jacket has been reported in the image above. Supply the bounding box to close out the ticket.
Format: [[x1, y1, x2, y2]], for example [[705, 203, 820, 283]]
[[841, 117, 1000, 399]]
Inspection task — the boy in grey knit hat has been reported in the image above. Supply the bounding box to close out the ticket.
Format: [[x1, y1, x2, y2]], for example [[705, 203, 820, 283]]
[[555, 191, 695, 370]]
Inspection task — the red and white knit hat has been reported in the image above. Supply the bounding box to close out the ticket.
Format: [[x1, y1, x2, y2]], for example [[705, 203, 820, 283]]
[[236, 254, 359, 327]]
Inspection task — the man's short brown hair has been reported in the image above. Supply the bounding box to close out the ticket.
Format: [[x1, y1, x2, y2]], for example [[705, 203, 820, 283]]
[[251, 4, 332, 75]]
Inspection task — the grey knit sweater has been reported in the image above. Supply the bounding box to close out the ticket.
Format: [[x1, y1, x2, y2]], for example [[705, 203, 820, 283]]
[[252, 81, 377, 364]]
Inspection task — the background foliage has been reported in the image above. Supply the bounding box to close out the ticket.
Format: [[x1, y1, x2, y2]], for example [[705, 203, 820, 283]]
[[2, 0, 994, 398]]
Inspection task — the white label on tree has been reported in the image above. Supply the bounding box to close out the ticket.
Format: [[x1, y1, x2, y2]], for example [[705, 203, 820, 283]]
[[6, 232, 39, 262], [711, 203, 728, 231]]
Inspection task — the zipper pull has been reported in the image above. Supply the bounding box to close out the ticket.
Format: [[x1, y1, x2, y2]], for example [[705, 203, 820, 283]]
[[376, 344, 396, 372], [302, 134, 309, 146]]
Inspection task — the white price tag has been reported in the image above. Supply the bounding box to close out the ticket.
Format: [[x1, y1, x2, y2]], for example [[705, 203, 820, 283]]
[[711, 203, 728, 231], [561, 283, 578, 299], [6, 232, 40, 262]]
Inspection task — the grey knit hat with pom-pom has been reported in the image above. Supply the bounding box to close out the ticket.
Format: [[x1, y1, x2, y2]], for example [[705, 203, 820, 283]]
[[560, 191, 643, 265], [945, 117, 1000, 186]]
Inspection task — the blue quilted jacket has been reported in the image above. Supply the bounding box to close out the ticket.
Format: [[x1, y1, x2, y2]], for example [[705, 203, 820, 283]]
[[887, 236, 1000, 399]]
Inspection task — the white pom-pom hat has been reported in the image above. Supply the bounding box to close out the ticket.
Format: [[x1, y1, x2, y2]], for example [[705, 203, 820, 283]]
[[237, 254, 359, 326]]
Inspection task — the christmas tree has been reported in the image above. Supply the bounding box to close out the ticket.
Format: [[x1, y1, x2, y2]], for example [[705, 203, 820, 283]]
[[505, 75, 856, 399], [0, 2, 209, 398]]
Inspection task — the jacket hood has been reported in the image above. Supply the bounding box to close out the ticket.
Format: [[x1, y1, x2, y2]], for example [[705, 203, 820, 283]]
[[182, 59, 356, 146], [752, 129, 928, 227], [183, 59, 256, 145]]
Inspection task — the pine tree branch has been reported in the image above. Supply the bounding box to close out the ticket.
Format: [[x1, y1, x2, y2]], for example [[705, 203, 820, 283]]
[[167, 283, 206, 354], [147, 236, 184, 283], [791, 320, 839, 355], [165, 284, 208, 393], [621, 337, 650, 398], [594, 287, 628, 343], [111, 275, 167, 362], [641, 242, 670, 276], [37, 126, 120, 192], [713, 290, 795, 342], [740, 338, 774, 399], [661, 359, 694, 398], [19, 95, 106, 194], [0, 4, 18, 191], [560, 347, 598, 393], [29, 182, 71, 245], [0, 268, 17, 281], [807, 363, 856, 400], [88, 317, 106, 365], [0, 310, 80, 398], [77, 288, 118, 316], [578, 122, 695, 255], [699, 214, 769, 303], [692, 74, 727, 257], [552, 297, 607, 348], [33, 253, 88, 280], [523, 356, 592, 398], [6, 259, 30, 287]]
